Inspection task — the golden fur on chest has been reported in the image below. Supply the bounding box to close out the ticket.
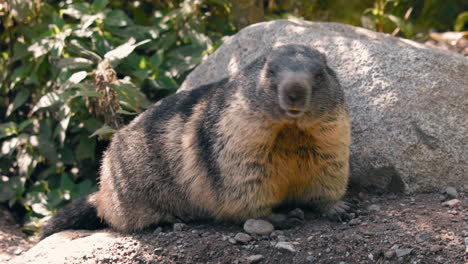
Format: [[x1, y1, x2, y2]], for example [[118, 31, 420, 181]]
[[258, 119, 349, 204], [211, 94, 350, 219], [265, 124, 324, 202]]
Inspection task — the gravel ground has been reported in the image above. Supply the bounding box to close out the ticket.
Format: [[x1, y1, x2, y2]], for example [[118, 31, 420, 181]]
[[118, 192, 468, 264], [5, 191, 466, 264]]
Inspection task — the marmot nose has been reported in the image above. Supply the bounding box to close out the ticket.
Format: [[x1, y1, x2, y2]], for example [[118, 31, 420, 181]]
[[287, 91, 301, 105], [285, 86, 306, 106]]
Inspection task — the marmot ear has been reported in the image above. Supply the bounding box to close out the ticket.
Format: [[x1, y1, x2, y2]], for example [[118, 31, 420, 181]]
[[319, 51, 327, 64], [325, 65, 338, 79]]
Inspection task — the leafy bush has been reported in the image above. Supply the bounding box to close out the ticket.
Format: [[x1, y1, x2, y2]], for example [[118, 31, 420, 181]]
[[0, 0, 232, 231]]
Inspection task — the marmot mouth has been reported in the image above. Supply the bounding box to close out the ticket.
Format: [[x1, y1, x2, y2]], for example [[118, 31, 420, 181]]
[[288, 109, 301, 115], [285, 109, 304, 118]]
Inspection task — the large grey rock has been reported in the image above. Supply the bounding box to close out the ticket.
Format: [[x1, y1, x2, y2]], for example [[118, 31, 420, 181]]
[[180, 19, 468, 193]]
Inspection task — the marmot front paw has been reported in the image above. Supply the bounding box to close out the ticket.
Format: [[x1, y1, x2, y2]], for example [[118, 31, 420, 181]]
[[324, 201, 355, 222]]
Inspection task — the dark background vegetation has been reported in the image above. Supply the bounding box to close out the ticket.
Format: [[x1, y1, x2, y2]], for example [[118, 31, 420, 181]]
[[0, 0, 466, 234]]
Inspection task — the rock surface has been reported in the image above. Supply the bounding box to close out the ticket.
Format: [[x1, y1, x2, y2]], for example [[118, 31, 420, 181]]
[[179, 19, 468, 193]]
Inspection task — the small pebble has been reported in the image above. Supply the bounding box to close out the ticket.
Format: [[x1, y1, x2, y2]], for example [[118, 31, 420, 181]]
[[234, 232, 252, 244], [395, 248, 412, 258], [448, 210, 459, 215], [306, 255, 317, 262], [387, 193, 397, 200], [442, 199, 460, 208], [430, 245, 443, 252], [348, 218, 361, 226], [154, 247, 163, 253], [244, 219, 274, 235], [173, 223, 188, 232], [416, 232, 432, 243], [358, 192, 366, 201], [247, 254, 264, 263], [277, 235, 287, 242], [443, 186, 458, 198], [384, 250, 395, 259], [288, 208, 305, 220], [153, 227, 162, 234], [368, 204, 381, 212], [275, 242, 296, 253], [266, 213, 287, 224]]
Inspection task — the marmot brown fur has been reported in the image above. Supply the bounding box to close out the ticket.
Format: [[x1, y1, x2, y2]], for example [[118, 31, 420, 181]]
[[42, 44, 351, 238]]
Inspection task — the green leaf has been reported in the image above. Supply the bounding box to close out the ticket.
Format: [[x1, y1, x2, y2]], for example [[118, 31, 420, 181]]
[[75, 179, 96, 198], [38, 119, 58, 163], [59, 146, 74, 165], [74, 90, 102, 98], [82, 118, 102, 133], [25, 191, 50, 216], [62, 3, 91, 19], [60, 174, 75, 191], [55, 58, 94, 71], [46, 189, 63, 208], [76, 135, 96, 160], [8, 64, 31, 91], [5, 89, 30, 117], [53, 105, 71, 146], [116, 109, 138, 115], [32, 92, 62, 113], [9, 0, 35, 22], [1, 137, 18, 157], [11, 42, 29, 62], [90, 125, 116, 138], [149, 50, 164, 68], [104, 10, 133, 27], [454, 11, 468, 32], [92, 0, 109, 11], [0, 176, 25, 203], [61, 71, 88, 90], [103, 38, 151, 67], [18, 119, 34, 132], [151, 32, 176, 52], [386, 14, 413, 38], [0, 122, 18, 139], [17, 151, 37, 178], [67, 39, 102, 62], [166, 45, 205, 77], [112, 78, 151, 110], [386, 14, 404, 28]]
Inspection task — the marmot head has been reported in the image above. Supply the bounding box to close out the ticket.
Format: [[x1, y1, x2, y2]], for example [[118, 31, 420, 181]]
[[246, 44, 344, 125]]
